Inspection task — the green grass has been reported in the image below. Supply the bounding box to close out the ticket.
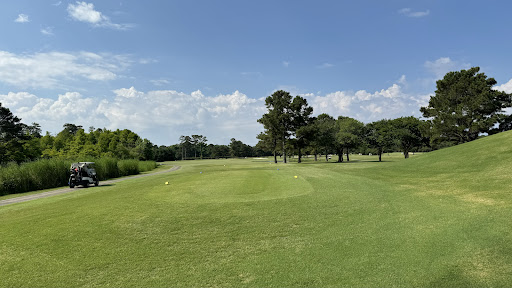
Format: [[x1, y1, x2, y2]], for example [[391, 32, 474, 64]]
[[1, 132, 512, 287]]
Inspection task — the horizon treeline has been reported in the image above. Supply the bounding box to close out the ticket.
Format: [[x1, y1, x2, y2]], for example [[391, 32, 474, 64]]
[[257, 67, 512, 163], [2, 67, 511, 165], [0, 104, 270, 164]]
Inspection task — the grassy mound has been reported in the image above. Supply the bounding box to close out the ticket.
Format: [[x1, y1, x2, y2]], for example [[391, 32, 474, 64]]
[[1, 132, 512, 287]]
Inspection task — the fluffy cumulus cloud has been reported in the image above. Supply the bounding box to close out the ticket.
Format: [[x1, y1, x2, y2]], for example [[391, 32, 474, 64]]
[[0, 51, 131, 88], [67, 1, 131, 30], [0, 88, 265, 145], [1, 78, 431, 145], [0, 91, 104, 133], [494, 78, 512, 93], [97, 88, 265, 144], [304, 82, 422, 122]]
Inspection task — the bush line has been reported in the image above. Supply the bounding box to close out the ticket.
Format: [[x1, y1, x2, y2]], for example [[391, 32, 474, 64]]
[[0, 158, 157, 196]]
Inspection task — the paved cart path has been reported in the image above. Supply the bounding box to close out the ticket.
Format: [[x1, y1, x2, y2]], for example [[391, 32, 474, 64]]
[[0, 165, 181, 207]]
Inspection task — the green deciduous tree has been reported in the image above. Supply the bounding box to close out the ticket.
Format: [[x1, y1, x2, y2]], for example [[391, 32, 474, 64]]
[[290, 96, 314, 163], [336, 116, 365, 162], [366, 119, 394, 162], [0, 103, 34, 163], [420, 67, 512, 146], [313, 114, 337, 162], [256, 132, 278, 163], [391, 117, 425, 159], [258, 90, 293, 163]]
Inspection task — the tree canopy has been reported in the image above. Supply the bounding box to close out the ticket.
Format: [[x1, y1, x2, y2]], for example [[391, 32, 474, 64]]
[[421, 67, 512, 146]]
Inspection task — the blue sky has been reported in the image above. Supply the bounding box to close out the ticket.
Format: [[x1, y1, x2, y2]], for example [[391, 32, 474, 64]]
[[1, 1, 512, 146]]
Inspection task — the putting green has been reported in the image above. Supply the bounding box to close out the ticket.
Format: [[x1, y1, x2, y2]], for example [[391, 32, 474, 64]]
[[146, 167, 313, 203]]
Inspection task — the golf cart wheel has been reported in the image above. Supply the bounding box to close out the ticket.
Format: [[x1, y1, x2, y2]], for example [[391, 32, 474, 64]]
[[95, 179, 99, 186], [83, 181, 88, 188], [70, 183, 75, 188]]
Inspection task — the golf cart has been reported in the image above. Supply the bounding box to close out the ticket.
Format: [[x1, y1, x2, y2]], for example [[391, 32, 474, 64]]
[[69, 162, 99, 188]]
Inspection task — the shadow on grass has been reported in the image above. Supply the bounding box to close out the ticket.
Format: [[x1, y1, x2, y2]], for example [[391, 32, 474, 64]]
[[97, 184, 115, 187]]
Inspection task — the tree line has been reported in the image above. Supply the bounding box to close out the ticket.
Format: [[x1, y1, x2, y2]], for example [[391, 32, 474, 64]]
[[177, 135, 270, 160], [0, 113, 165, 164], [0, 104, 268, 164], [2, 67, 511, 164], [257, 67, 512, 163]]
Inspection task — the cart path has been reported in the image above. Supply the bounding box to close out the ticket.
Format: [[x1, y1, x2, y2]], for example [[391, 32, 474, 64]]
[[0, 165, 181, 207]]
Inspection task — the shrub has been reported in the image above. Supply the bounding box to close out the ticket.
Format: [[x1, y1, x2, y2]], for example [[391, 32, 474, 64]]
[[139, 161, 157, 172], [118, 159, 139, 176]]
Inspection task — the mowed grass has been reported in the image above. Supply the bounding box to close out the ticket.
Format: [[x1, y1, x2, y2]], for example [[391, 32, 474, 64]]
[[2, 133, 512, 287]]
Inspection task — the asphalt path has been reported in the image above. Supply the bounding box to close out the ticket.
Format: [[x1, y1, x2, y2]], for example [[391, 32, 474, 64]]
[[0, 165, 181, 207]]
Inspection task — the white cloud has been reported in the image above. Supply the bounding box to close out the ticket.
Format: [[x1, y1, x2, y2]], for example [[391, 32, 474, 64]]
[[15, 14, 30, 23], [0, 92, 102, 134], [0, 88, 265, 145], [67, 1, 132, 30], [113, 86, 144, 99], [98, 88, 264, 144], [424, 57, 470, 79], [317, 63, 334, 69], [360, 103, 383, 115], [494, 79, 512, 93], [282, 61, 290, 68], [310, 91, 352, 113], [304, 81, 426, 122], [41, 27, 54, 36], [150, 79, 171, 86], [0, 79, 432, 146], [68, 2, 105, 24], [139, 58, 158, 64], [398, 75, 407, 85], [0, 50, 131, 88], [398, 8, 430, 18]]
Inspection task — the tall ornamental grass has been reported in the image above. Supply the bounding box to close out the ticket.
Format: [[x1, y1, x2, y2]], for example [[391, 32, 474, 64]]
[[0, 158, 157, 196], [118, 159, 139, 176], [138, 161, 157, 172], [94, 157, 120, 180]]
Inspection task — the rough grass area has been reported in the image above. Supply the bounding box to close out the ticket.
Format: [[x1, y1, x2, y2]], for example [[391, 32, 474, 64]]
[[1, 132, 512, 287], [0, 158, 157, 196]]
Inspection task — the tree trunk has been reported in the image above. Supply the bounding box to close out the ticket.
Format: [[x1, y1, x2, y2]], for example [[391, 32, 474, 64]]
[[282, 137, 287, 164], [404, 150, 409, 159], [273, 150, 277, 163], [346, 148, 350, 162], [298, 147, 302, 163], [325, 152, 328, 161], [314, 153, 317, 161], [337, 148, 343, 162], [379, 153, 382, 162]]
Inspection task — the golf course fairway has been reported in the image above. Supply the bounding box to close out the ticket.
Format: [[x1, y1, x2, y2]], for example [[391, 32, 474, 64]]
[[1, 131, 512, 287]]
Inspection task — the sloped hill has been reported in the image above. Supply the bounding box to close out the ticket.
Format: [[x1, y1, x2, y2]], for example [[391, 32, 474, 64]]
[[373, 130, 512, 206], [405, 129, 512, 173]]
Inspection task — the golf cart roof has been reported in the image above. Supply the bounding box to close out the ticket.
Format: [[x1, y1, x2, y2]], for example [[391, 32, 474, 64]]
[[70, 162, 95, 168]]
